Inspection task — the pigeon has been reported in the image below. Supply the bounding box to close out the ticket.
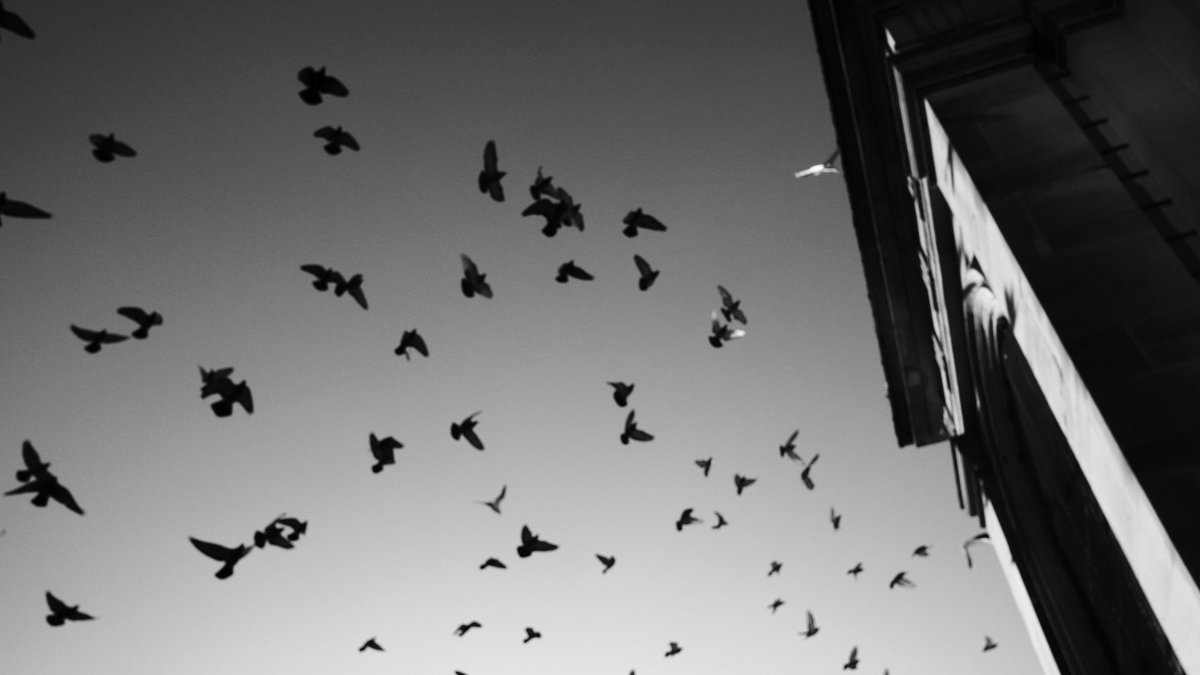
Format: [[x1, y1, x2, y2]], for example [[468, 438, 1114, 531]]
[[529, 166, 554, 200], [695, 457, 712, 477], [843, 645, 859, 670], [830, 507, 841, 531], [963, 532, 990, 569], [607, 381, 634, 407], [596, 554, 616, 574], [358, 637, 383, 652], [779, 430, 803, 463], [734, 474, 757, 495], [622, 208, 667, 237], [454, 621, 482, 637], [633, 254, 659, 291], [768, 598, 784, 613], [275, 516, 307, 540], [189, 537, 252, 579], [717, 285, 747, 324], [253, 518, 293, 549], [620, 409, 653, 445], [369, 433, 403, 473], [331, 271, 367, 310], [664, 642, 682, 657], [768, 561, 782, 576], [675, 508, 702, 531], [460, 254, 493, 298], [983, 635, 998, 652], [711, 511, 728, 529], [116, 307, 162, 339], [451, 411, 484, 450], [209, 379, 253, 417], [478, 140, 504, 202], [70, 325, 127, 354], [889, 572, 915, 589], [708, 312, 746, 348], [555, 260, 594, 283], [479, 557, 506, 570], [912, 545, 930, 557], [298, 66, 349, 105], [516, 525, 558, 557], [847, 562, 863, 579], [5, 444, 84, 515], [300, 264, 338, 291], [313, 126, 359, 155], [523, 627, 542, 644], [0, 191, 52, 225], [800, 610, 819, 638], [89, 133, 137, 163], [553, 186, 584, 231], [198, 366, 235, 399], [0, 2, 36, 39], [795, 149, 840, 178], [800, 454, 819, 490], [394, 329, 429, 360], [522, 198, 569, 237], [478, 484, 506, 514], [45, 592, 93, 626]]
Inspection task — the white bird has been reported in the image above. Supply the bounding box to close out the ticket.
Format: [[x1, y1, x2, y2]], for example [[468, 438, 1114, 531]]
[[794, 149, 840, 178]]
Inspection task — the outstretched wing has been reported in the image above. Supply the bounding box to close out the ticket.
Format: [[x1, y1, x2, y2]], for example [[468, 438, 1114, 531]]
[[189, 537, 235, 562], [116, 306, 150, 324], [0, 194, 52, 219], [50, 482, 84, 515]]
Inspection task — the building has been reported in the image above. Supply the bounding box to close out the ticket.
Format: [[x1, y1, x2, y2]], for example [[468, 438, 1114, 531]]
[[805, 1, 1200, 673]]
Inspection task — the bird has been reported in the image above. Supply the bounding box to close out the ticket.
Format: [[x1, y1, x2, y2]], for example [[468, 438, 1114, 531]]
[[711, 511, 728, 529], [800, 454, 820, 490], [516, 525, 558, 557], [88, 133, 137, 162], [0, 2, 36, 39], [912, 545, 930, 557], [297, 66, 349, 105], [331, 271, 368, 310], [368, 433, 403, 473], [983, 635, 998, 652], [847, 562, 863, 579], [843, 645, 859, 670], [607, 381, 634, 407], [529, 166, 554, 200], [963, 532, 991, 569], [553, 186, 584, 231], [394, 329, 429, 360], [522, 198, 569, 237], [555, 260, 594, 283], [253, 518, 293, 550], [478, 140, 505, 202], [889, 571, 915, 589], [779, 430, 803, 463], [460, 254, 494, 298], [313, 126, 359, 155], [45, 591, 93, 626], [0, 191, 52, 226], [523, 627, 542, 643], [768, 561, 782, 576], [116, 307, 163, 339], [664, 642, 682, 657], [768, 598, 784, 613], [620, 409, 653, 445], [189, 537, 252, 579], [795, 149, 840, 178], [596, 554, 616, 574], [70, 325, 127, 354], [300, 264, 338, 291], [454, 621, 482, 636], [830, 507, 842, 531], [479, 557, 506, 570], [800, 610, 819, 638], [275, 516, 307, 540], [734, 474, 757, 495], [622, 208, 667, 237], [633, 254, 659, 291], [675, 508, 702, 531], [13, 440, 51, 483], [451, 411, 484, 450], [5, 442, 84, 515], [358, 637, 383, 652], [708, 312, 746, 348], [717, 285, 747, 324], [209, 379, 253, 417], [694, 457, 712, 477], [478, 484, 506, 514], [198, 366, 235, 399]]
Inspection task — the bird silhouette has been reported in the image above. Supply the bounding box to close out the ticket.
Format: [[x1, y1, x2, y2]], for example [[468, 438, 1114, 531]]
[[300, 264, 338, 291], [717, 285, 747, 324], [478, 140, 505, 202], [253, 518, 293, 549], [607, 381, 634, 407], [983, 635, 998, 652], [622, 208, 667, 237], [596, 554, 616, 574], [189, 537, 252, 579], [695, 457, 712, 477], [394, 329, 429, 360], [275, 516, 307, 540], [0, 2, 36, 39], [800, 610, 819, 637], [847, 562, 863, 579], [664, 642, 682, 657], [768, 560, 782, 576], [800, 454, 820, 490], [358, 637, 383, 652], [711, 511, 728, 529], [843, 645, 859, 670], [795, 149, 840, 178], [89, 133, 137, 163], [369, 433, 403, 473], [460, 254, 494, 299], [675, 508, 702, 531], [198, 366, 235, 399], [6, 442, 84, 515], [620, 409, 653, 445], [912, 545, 930, 557], [633, 254, 659, 291], [963, 532, 991, 569], [889, 572, 915, 589], [522, 198, 568, 237], [478, 484, 506, 514], [116, 307, 163, 339], [0, 191, 52, 226], [330, 271, 368, 310], [708, 312, 746, 348], [13, 440, 50, 483], [779, 431, 803, 463], [313, 126, 359, 154], [70, 325, 127, 354], [830, 507, 842, 531], [516, 525, 558, 557], [209, 379, 253, 417], [555, 260, 594, 283], [45, 591, 93, 626], [454, 621, 482, 636], [529, 166, 554, 200], [297, 66, 349, 105], [553, 186, 584, 231], [479, 557, 506, 570], [734, 474, 757, 495], [523, 627, 542, 643], [768, 598, 784, 613], [451, 411, 484, 450]]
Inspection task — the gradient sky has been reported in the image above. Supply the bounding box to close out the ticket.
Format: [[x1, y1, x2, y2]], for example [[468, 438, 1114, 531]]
[[1, 1, 1044, 673]]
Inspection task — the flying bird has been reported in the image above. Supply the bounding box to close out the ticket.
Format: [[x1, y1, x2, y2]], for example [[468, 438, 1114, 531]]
[[889, 571, 915, 589], [633, 254, 659, 291], [717, 285, 747, 324], [116, 307, 163, 339], [555, 260, 594, 283], [523, 627, 542, 644], [45, 592, 93, 626], [358, 637, 383, 652], [331, 271, 368, 310], [847, 562, 863, 579], [963, 532, 991, 569], [596, 554, 616, 574], [394, 329, 429, 360], [209, 379, 253, 417], [451, 411, 484, 450], [768, 598, 784, 613], [479, 557, 506, 570], [779, 430, 802, 463], [983, 635, 998, 652], [297, 66, 349, 105], [522, 198, 569, 237], [694, 457, 712, 477], [734, 474, 757, 495], [708, 312, 746, 348], [800, 610, 819, 637], [253, 518, 293, 550], [478, 484, 506, 514], [5, 442, 84, 515], [300, 264, 338, 291], [70, 325, 127, 354], [0, 2, 36, 39], [0, 191, 52, 225], [88, 133, 137, 163], [830, 507, 842, 531], [795, 149, 840, 178], [607, 381, 634, 407], [478, 140, 505, 202], [313, 125, 359, 155], [189, 537, 252, 579], [800, 454, 820, 490], [622, 208, 667, 237], [768, 561, 782, 576], [369, 433, 403, 473], [516, 525, 558, 557], [843, 645, 859, 670], [198, 366, 235, 399], [275, 516, 307, 540], [620, 409, 653, 445], [529, 166, 554, 200], [912, 545, 930, 557], [664, 642, 682, 657], [460, 254, 494, 298], [675, 508, 702, 531], [711, 511, 728, 529], [553, 186, 584, 231], [454, 621, 482, 636]]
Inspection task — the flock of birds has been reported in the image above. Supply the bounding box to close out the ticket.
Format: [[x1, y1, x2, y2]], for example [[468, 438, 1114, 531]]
[[2, 5, 1007, 673]]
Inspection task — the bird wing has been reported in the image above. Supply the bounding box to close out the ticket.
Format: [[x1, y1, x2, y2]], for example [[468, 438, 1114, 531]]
[[70, 325, 98, 341], [45, 591, 69, 614], [462, 427, 484, 451], [633, 254, 653, 277], [824, 148, 840, 166], [320, 75, 349, 97], [338, 131, 360, 151], [110, 139, 136, 157], [567, 263, 594, 280], [116, 306, 150, 324], [348, 284, 368, 310], [98, 331, 128, 344], [300, 264, 328, 279], [21, 440, 44, 472], [461, 254, 479, 278], [0, 7, 36, 39], [190, 537, 236, 562], [483, 140, 498, 173], [49, 482, 84, 515], [718, 285, 733, 306], [521, 199, 556, 219], [313, 126, 336, 140], [639, 212, 667, 231], [0, 195, 51, 219]]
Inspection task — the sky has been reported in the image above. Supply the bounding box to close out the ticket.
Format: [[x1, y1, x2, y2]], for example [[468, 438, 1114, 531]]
[[1, 1, 1044, 673]]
